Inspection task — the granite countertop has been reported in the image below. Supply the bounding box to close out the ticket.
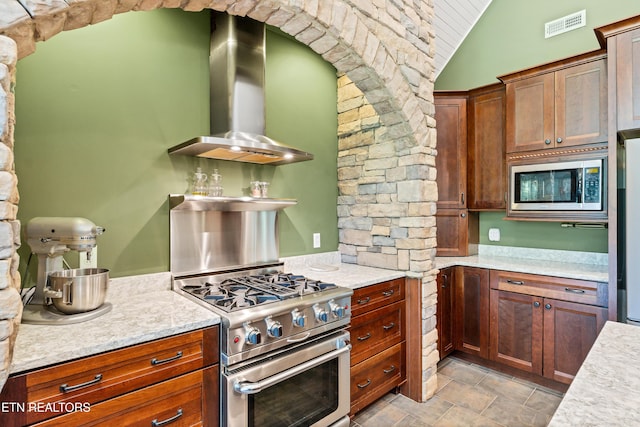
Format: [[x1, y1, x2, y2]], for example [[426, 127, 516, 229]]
[[283, 252, 406, 289], [549, 321, 640, 426], [10, 272, 221, 375], [435, 246, 608, 283]]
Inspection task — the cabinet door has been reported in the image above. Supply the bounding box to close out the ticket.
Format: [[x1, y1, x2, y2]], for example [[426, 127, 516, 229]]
[[489, 289, 543, 375], [467, 85, 507, 210], [543, 299, 607, 384], [505, 73, 555, 153], [454, 267, 490, 358], [615, 27, 640, 132], [437, 267, 454, 359], [555, 58, 608, 148], [435, 209, 478, 257], [435, 95, 467, 209]]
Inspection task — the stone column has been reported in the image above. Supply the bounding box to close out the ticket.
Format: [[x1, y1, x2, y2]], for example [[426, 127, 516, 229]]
[[0, 35, 22, 392], [337, 74, 439, 401]]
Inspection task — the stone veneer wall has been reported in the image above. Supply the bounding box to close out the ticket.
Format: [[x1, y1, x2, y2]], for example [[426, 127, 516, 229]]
[[337, 74, 439, 398], [0, 0, 438, 400], [0, 36, 21, 395]]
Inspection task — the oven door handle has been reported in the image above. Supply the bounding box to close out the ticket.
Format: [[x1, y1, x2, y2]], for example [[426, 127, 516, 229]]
[[233, 344, 352, 395]]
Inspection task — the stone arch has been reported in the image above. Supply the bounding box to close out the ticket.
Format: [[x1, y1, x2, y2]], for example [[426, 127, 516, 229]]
[[0, 0, 438, 400]]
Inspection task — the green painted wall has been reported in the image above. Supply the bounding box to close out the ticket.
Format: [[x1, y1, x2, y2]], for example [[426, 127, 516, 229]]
[[15, 9, 338, 280], [436, 0, 640, 253]]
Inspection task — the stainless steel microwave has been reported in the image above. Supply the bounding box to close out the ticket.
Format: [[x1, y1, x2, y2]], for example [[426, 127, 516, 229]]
[[510, 158, 604, 212]]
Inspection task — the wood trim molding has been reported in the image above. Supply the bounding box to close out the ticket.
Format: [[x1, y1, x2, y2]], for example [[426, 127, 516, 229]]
[[400, 276, 422, 401]]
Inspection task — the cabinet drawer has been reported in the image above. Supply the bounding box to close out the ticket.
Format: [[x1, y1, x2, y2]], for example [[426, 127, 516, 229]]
[[32, 365, 218, 427], [350, 342, 406, 415], [490, 270, 607, 307], [10, 327, 218, 425], [349, 301, 405, 365], [351, 278, 405, 317]]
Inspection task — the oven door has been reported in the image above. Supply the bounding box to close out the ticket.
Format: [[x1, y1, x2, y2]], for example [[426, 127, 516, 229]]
[[222, 330, 351, 427]]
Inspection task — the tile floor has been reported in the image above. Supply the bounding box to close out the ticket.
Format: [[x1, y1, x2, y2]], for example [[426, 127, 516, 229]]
[[350, 356, 564, 427]]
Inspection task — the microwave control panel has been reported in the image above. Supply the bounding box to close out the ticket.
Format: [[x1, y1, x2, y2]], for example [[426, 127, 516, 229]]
[[583, 167, 601, 204]]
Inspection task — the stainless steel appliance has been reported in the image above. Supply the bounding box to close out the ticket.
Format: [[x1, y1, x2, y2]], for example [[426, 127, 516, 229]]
[[621, 137, 640, 324], [22, 217, 111, 325], [170, 195, 352, 427], [509, 156, 605, 212], [167, 13, 313, 165]]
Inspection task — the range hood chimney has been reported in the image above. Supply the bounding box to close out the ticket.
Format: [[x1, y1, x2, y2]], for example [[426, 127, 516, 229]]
[[168, 13, 314, 165]]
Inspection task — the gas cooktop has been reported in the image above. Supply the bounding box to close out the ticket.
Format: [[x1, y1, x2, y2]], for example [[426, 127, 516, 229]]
[[180, 272, 338, 313]]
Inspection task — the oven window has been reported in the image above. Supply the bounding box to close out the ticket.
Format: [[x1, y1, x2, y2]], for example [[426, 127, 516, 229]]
[[248, 358, 339, 427]]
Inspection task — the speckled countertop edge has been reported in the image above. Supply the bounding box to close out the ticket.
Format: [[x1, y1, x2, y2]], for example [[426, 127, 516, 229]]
[[435, 254, 608, 282], [10, 272, 221, 375], [548, 321, 640, 426]]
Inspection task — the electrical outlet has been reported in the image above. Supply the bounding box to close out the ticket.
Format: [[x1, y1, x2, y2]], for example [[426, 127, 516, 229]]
[[313, 233, 321, 248], [488, 228, 501, 242]]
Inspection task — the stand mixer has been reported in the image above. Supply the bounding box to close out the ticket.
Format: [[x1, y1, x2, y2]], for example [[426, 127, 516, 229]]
[[22, 217, 112, 325]]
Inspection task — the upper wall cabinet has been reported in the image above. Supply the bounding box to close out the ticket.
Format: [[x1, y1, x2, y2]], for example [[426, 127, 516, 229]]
[[499, 51, 608, 153], [434, 93, 467, 209], [467, 84, 506, 210], [596, 15, 640, 138]]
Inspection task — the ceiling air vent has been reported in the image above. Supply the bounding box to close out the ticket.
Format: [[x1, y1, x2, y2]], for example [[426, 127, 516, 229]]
[[545, 10, 586, 38]]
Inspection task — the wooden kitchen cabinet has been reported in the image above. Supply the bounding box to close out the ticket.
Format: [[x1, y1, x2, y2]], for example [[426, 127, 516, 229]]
[[596, 16, 640, 136], [434, 93, 467, 209], [467, 83, 507, 210], [489, 270, 607, 384], [0, 326, 219, 426], [435, 209, 478, 257], [434, 92, 480, 256], [501, 51, 608, 153], [453, 266, 490, 359], [349, 278, 406, 416], [437, 267, 454, 359]]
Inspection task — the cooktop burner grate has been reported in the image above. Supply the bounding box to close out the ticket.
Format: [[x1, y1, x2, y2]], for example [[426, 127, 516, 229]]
[[179, 272, 337, 312]]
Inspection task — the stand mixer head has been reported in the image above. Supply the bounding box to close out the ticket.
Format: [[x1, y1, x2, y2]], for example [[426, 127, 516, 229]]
[[23, 217, 110, 325]]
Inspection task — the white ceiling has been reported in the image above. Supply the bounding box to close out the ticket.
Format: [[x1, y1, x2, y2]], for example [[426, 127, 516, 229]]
[[433, 0, 493, 77]]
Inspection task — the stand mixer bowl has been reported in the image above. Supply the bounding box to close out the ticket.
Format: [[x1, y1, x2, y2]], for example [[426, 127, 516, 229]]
[[45, 268, 109, 314]]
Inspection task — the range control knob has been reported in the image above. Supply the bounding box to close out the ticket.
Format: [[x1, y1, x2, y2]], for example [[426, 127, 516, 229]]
[[265, 317, 283, 338], [291, 309, 306, 328], [245, 325, 261, 345], [329, 300, 347, 318], [313, 304, 329, 323]]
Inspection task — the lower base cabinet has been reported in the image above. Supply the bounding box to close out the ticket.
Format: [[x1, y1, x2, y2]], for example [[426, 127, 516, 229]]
[[32, 366, 218, 427], [349, 279, 406, 416], [489, 270, 607, 385], [438, 267, 608, 387], [0, 326, 219, 427]]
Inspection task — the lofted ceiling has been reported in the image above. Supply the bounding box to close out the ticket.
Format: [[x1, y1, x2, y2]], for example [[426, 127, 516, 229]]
[[433, 0, 493, 77]]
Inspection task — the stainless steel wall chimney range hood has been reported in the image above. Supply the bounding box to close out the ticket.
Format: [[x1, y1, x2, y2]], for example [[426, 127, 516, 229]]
[[168, 13, 314, 166]]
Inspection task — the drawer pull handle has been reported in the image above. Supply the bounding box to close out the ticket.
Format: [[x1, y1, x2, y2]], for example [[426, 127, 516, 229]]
[[357, 297, 371, 305], [506, 280, 524, 285], [151, 351, 183, 366], [383, 322, 396, 331], [357, 379, 372, 389], [357, 333, 372, 341], [565, 287, 586, 294], [59, 374, 102, 393], [384, 365, 396, 374], [151, 408, 183, 427], [382, 290, 395, 297]]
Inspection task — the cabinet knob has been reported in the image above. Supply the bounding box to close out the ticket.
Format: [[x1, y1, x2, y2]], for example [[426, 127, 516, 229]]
[[556, 137, 563, 143], [544, 303, 552, 310], [544, 139, 552, 145], [533, 301, 541, 308], [461, 212, 466, 218]]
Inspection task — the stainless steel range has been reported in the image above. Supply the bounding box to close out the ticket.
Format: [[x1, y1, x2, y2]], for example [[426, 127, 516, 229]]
[[169, 194, 352, 427]]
